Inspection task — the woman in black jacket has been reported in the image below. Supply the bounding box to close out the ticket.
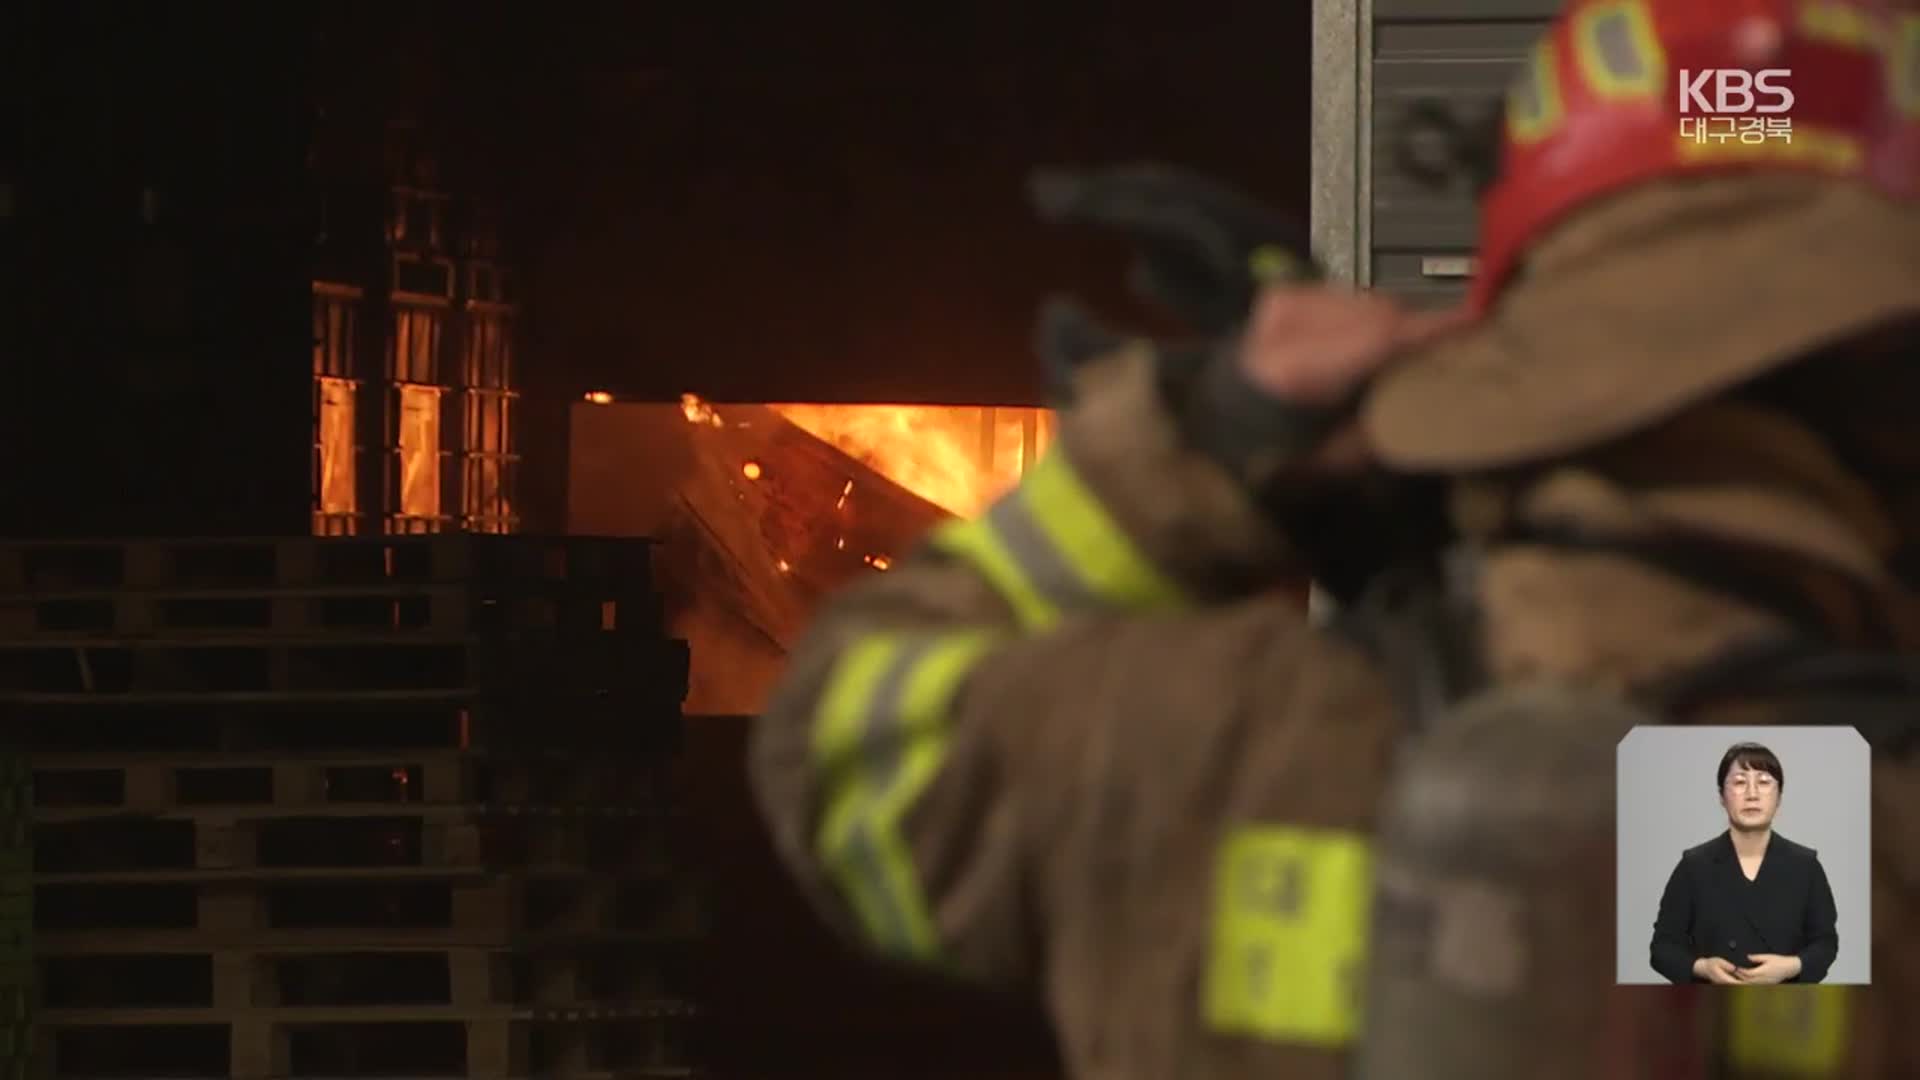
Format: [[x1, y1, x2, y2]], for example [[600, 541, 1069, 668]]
[[1649, 742, 1840, 985]]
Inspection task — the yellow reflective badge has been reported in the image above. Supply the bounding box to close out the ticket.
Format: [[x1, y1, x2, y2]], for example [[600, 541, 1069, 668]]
[[1725, 985, 1850, 1076], [1202, 825, 1372, 1048]]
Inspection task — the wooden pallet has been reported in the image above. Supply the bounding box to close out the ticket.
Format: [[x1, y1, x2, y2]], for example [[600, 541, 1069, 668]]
[[0, 581, 665, 640], [0, 984, 24, 1080], [31, 810, 674, 884], [37, 874, 700, 949], [0, 751, 26, 1080], [34, 1004, 698, 1079], [38, 943, 692, 1012], [0, 536, 659, 593], [32, 752, 676, 816], [0, 951, 22, 1080], [15, 697, 683, 758], [34, 922, 703, 956], [0, 632, 688, 698]]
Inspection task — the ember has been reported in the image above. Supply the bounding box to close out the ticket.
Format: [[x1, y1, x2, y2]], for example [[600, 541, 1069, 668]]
[[742, 461, 763, 480], [681, 393, 724, 427]]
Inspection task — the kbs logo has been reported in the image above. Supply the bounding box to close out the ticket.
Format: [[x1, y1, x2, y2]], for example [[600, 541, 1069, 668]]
[[1676, 69, 1794, 146], [1677, 69, 1795, 114]]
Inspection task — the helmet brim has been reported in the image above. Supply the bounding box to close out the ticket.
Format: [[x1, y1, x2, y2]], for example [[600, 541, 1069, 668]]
[[1363, 174, 1920, 471]]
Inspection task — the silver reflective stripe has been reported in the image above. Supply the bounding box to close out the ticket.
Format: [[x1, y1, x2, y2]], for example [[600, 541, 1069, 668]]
[[982, 486, 1100, 615], [1308, 583, 1338, 627], [845, 636, 940, 951], [1587, 9, 1648, 82]]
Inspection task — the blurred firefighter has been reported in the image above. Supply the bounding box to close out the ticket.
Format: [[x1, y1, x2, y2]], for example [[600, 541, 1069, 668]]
[[749, 0, 1920, 1077]]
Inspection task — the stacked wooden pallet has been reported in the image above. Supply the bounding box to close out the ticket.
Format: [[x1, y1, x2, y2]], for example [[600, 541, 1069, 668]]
[[0, 535, 701, 1080]]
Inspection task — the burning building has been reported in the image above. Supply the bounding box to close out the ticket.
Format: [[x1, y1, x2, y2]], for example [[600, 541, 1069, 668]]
[[311, 151, 524, 538], [571, 395, 1054, 714]]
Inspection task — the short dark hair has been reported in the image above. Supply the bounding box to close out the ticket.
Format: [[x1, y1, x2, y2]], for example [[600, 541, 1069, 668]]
[[1717, 742, 1784, 791]]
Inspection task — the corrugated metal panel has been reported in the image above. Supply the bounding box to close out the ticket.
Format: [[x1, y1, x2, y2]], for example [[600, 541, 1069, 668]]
[[1375, 0, 1564, 19], [1371, 21, 1542, 250], [1374, 19, 1546, 58], [1369, 251, 1478, 308]]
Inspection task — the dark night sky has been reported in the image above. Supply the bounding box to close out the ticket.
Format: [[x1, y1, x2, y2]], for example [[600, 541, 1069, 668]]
[[351, 1, 1316, 406]]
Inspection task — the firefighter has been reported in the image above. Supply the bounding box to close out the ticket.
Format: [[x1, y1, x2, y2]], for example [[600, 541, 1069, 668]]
[[749, 1, 1920, 1077]]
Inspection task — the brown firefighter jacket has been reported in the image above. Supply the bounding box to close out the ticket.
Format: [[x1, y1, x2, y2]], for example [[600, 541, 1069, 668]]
[[748, 347, 1920, 1079]]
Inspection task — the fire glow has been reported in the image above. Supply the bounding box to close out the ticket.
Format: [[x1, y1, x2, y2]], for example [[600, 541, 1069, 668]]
[[677, 395, 1054, 517], [768, 403, 1055, 517], [668, 393, 1059, 580], [680, 393, 725, 428]]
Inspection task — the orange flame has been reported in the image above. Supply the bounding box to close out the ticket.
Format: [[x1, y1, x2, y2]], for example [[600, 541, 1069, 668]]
[[682, 393, 724, 427], [770, 405, 1055, 517], [742, 461, 763, 480]]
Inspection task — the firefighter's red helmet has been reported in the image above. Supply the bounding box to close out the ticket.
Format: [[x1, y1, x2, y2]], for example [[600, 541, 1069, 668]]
[[1471, 0, 1920, 314], [1365, 0, 1920, 471]]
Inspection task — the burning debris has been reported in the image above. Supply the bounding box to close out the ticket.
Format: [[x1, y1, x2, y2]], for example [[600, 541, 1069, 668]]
[[571, 398, 1055, 713]]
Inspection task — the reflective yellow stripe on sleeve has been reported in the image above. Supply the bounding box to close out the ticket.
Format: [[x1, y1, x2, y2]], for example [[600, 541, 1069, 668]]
[[1724, 985, 1851, 1075], [811, 629, 1002, 962], [1204, 825, 1374, 1048], [929, 446, 1186, 629]]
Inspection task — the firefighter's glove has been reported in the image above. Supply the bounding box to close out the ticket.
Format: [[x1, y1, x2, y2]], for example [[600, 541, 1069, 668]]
[[1033, 296, 1213, 406], [1028, 163, 1337, 487], [1183, 337, 1356, 493], [1033, 294, 1348, 494], [1026, 166, 1469, 601], [1028, 163, 1321, 337]]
